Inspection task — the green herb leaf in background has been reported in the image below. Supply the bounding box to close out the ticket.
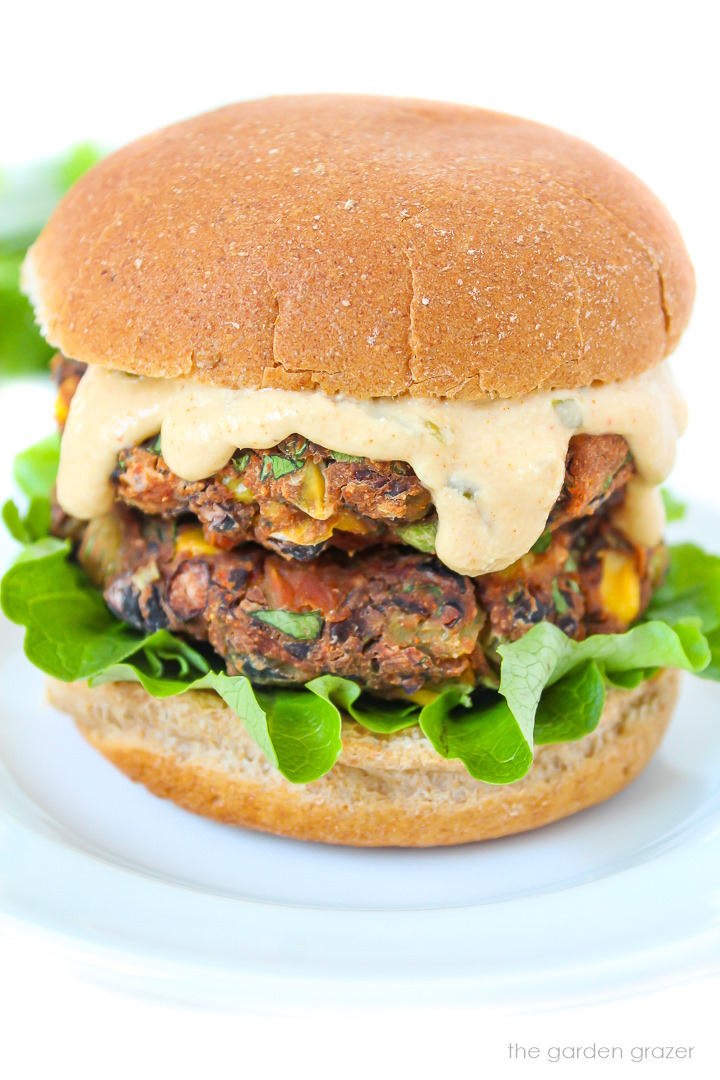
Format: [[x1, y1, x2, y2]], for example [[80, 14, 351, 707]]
[[0, 253, 54, 373], [704, 627, 720, 681], [0, 144, 103, 375]]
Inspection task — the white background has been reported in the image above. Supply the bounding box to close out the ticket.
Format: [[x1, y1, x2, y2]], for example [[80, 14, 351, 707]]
[[2, 0, 719, 1076]]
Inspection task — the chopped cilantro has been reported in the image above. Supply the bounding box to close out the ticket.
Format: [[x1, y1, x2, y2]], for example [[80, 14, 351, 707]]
[[252, 609, 324, 641], [260, 454, 303, 482], [331, 451, 364, 463], [395, 520, 438, 554], [602, 452, 633, 493], [231, 452, 251, 473], [551, 579, 570, 614], [530, 532, 553, 555], [402, 582, 445, 600]]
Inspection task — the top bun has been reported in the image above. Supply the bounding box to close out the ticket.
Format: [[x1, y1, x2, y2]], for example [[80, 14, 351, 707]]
[[24, 95, 694, 399]]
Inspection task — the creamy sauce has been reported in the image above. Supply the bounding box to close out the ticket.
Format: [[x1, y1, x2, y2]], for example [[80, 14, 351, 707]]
[[611, 478, 667, 549], [57, 363, 687, 577]]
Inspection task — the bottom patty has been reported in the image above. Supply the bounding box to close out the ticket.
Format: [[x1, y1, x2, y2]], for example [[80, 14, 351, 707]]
[[71, 503, 664, 696]]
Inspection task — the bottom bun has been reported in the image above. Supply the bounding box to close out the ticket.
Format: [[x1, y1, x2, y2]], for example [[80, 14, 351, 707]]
[[46, 669, 680, 847]]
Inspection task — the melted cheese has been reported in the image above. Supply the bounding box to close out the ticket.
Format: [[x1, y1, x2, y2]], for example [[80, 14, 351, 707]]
[[57, 363, 687, 577]]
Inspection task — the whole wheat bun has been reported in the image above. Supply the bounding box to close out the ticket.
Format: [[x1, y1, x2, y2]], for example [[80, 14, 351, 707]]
[[47, 668, 679, 847], [25, 96, 693, 399]]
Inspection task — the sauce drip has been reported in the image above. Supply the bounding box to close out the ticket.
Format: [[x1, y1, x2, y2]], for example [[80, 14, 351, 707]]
[[57, 363, 687, 577]]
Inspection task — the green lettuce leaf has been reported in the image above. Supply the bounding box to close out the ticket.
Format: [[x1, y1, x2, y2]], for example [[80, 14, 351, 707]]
[[1, 434, 59, 543], [661, 487, 687, 523], [310, 675, 420, 733], [13, 432, 61, 497], [2, 496, 50, 544], [414, 619, 711, 784], [419, 687, 533, 783], [257, 683, 343, 782], [645, 543, 720, 632], [94, 656, 342, 784], [2, 435, 720, 786], [533, 661, 606, 745], [498, 619, 710, 734], [2, 538, 163, 680]]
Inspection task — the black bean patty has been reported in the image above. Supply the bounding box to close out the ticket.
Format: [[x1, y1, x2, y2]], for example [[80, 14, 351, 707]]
[[74, 506, 663, 695]]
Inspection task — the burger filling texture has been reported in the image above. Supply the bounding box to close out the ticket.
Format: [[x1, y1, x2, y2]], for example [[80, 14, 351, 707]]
[[3, 357, 720, 785]]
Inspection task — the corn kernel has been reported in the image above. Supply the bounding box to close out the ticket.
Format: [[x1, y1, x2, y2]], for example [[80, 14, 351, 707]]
[[408, 688, 441, 706], [331, 510, 370, 535], [225, 473, 256, 503], [54, 396, 69, 426], [272, 520, 335, 545], [298, 462, 327, 519], [174, 527, 221, 558], [599, 550, 641, 623]]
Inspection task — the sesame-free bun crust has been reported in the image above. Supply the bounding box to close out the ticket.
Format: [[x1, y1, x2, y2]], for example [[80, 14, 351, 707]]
[[25, 96, 694, 399], [47, 669, 679, 847]]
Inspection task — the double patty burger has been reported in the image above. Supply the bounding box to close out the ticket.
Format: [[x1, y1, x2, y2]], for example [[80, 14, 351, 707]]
[[12, 96, 700, 845]]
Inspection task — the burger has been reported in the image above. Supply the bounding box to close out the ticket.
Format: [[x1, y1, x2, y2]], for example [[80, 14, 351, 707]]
[[3, 95, 717, 847]]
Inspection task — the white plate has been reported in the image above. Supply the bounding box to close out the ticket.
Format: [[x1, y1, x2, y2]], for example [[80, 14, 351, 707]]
[[1, 382, 719, 1008]]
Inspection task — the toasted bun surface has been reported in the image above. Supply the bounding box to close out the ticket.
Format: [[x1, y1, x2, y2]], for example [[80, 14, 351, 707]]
[[47, 669, 679, 847], [26, 96, 693, 399]]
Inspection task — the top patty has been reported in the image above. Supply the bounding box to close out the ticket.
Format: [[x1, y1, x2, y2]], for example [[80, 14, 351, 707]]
[[50, 359, 637, 561], [110, 432, 635, 562]]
